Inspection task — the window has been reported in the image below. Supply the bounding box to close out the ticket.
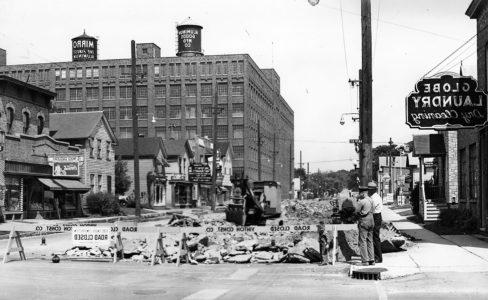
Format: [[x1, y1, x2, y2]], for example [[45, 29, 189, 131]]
[[70, 88, 83, 101], [201, 84, 212, 97], [138, 127, 148, 137], [218, 104, 227, 117], [22, 111, 30, 134], [102, 66, 109, 78], [120, 65, 131, 77], [98, 175, 103, 191], [56, 89, 66, 101], [232, 83, 244, 96], [232, 103, 244, 117], [186, 84, 197, 97], [233, 167, 244, 176], [238, 61, 244, 74], [469, 144, 478, 199], [61, 69, 67, 79], [107, 176, 112, 193], [170, 126, 181, 139], [233, 145, 244, 158], [137, 106, 148, 119], [155, 127, 166, 139], [119, 86, 132, 99], [90, 174, 95, 191], [120, 106, 132, 120], [137, 86, 148, 99], [185, 105, 196, 119], [7, 107, 14, 134], [102, 87, 115, 99], [459, 148, 466, 199], [76, 68, 83, 78], [155, 106, 166, 118], [86, 87, 99, 100], [170, 85, 181, 98], [69, 68, 75, 79], [97, 139, 102, 159], [201, 105, 212, 118], [93, 67, 99, 78], [154, 65, 160, 76], [218, 84, 228, 96], [233, 125, 244, 139], [170, 105, 181, 119], [155, 85, 166, 98], [86, 68, 92, 78], [201, 125, 212, 138], [55, 69, 61, 80], [89, 139, 95, 158], [142, 48, 148, 54], [119, 127, 133, 139], [103, 66, 115, 78], [86, 107, 99, 112], [231, 61, 238, 74], [70, 108, 82, 112], [186, 126, 197, 139], [37, 116, 44, 135], [103, 107, 116, 120], [217, 125, 228, 139]]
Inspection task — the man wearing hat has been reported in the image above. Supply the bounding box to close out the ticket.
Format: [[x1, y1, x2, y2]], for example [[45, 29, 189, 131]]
[[368, 181, 383, 263], [356, 185, 375, 265]]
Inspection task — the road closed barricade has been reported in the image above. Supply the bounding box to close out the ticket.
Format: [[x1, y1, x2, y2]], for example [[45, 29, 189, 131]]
[[2, 222, 357, 266]]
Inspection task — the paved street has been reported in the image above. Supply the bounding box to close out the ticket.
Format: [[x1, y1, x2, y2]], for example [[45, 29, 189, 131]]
[[1, 260, 488, 299]]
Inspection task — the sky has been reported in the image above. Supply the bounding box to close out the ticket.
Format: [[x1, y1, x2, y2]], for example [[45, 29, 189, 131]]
[[0, 0, 478, 172]]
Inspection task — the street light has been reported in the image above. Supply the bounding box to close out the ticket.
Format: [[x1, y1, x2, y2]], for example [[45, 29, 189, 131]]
[[339, 112, 359, 125]]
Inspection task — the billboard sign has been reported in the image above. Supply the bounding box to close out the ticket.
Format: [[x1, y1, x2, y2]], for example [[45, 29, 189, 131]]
[[189, 163, 212, 183], [406, 74, 488, 129], [48, 155, 84, 177]]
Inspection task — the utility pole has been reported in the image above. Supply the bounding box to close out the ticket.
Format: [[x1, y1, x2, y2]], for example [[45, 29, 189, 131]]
[[360, 0, 373, 185], [299, 150, 302, 200], [272, 133, 276, 181], [257, 119, 262, 181], [388, 137, 393, 194], [210, 90, 219, 212], [130, 40, 141, 218]]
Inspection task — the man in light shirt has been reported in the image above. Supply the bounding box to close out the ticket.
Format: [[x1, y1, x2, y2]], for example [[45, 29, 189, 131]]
[[368, 181, 383, 263]]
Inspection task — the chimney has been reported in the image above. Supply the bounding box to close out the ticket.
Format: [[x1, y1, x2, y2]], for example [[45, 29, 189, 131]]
[[0, 48, 6, 66]]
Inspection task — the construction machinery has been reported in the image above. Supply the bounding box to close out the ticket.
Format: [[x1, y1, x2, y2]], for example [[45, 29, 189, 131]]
[[225, 179, 282, 226]]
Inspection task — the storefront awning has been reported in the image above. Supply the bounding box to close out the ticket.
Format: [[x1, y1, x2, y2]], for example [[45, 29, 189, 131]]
[[38, 178, 63, 191], [53, 179, 91, 192]]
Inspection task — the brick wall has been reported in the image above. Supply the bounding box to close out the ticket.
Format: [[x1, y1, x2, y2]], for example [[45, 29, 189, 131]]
[[444, 131, 459, 203]]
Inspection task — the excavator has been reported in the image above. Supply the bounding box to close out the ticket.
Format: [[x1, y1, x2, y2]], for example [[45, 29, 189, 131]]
[[225, 176, 282, 226]]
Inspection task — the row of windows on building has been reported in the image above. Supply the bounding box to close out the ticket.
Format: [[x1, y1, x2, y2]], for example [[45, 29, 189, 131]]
[[88, 138, 112, 161], [0, 60, 245, 82], [89, 173, 112, 194], [3, 106, 45, 135], [459, 143, 478, 201], [89, 103, 244, 120], [118, 124, 244, 143], [55, 83, 245, 101]]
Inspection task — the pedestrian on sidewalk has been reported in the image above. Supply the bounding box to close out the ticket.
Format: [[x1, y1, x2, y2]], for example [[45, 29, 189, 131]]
[[317, 220, 330, 265], [356, 185, 375, 265], [368, 181, 383, 263]]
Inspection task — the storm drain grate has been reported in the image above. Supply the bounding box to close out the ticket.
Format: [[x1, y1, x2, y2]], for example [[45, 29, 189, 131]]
[[351, 267, 387, 280]]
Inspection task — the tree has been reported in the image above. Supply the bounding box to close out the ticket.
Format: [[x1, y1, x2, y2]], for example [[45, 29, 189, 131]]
[[115, 159, 132, 195]]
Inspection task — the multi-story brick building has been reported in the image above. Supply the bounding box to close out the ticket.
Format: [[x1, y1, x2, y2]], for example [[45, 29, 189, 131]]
[[0, 26, 294, 197], [0, 75, 90, 220]]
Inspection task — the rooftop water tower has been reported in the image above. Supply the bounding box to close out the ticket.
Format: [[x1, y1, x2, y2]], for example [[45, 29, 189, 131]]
[[176, 18, 203, 57]]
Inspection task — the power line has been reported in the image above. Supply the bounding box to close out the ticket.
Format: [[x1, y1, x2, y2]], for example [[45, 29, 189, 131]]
[[338, 0, 350, 78]]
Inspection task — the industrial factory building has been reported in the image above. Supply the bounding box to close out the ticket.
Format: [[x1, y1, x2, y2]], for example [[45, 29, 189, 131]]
[[0, 20, 294, 195]]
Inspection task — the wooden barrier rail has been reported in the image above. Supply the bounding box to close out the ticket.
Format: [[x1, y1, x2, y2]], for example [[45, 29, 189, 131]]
[[3, 222, 358, 265]]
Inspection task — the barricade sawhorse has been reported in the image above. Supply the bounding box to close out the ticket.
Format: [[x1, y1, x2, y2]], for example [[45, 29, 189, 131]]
[[2, 222, 358, 266]]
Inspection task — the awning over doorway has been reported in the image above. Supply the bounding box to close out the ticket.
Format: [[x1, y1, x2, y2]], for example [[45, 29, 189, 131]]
[[38, 178, 90, 192], [38, 178, 63, 191], [53, 179, 91, 192]]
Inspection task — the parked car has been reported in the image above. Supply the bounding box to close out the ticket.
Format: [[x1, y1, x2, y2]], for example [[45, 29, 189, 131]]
[[118, 194, 135, 207]]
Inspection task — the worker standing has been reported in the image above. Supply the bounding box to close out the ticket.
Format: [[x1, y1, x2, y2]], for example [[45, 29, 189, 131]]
[[368, 181, 383, 263], [356, 185, 375, 265]]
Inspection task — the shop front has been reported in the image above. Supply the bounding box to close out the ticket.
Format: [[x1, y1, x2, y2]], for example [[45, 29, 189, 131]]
[[170, 180, 193, 208]]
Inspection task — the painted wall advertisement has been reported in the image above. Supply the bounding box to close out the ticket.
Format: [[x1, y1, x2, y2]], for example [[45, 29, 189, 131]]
[[48, 155, 84, 177], [405, 74, 488, 129]]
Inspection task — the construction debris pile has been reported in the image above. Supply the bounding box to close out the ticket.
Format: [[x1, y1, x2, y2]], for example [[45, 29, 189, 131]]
[[65, 246, 115, 260]]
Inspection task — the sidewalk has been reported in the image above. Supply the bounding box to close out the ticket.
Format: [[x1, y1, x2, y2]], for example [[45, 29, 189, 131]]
[[373, 205, 488, 279]]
